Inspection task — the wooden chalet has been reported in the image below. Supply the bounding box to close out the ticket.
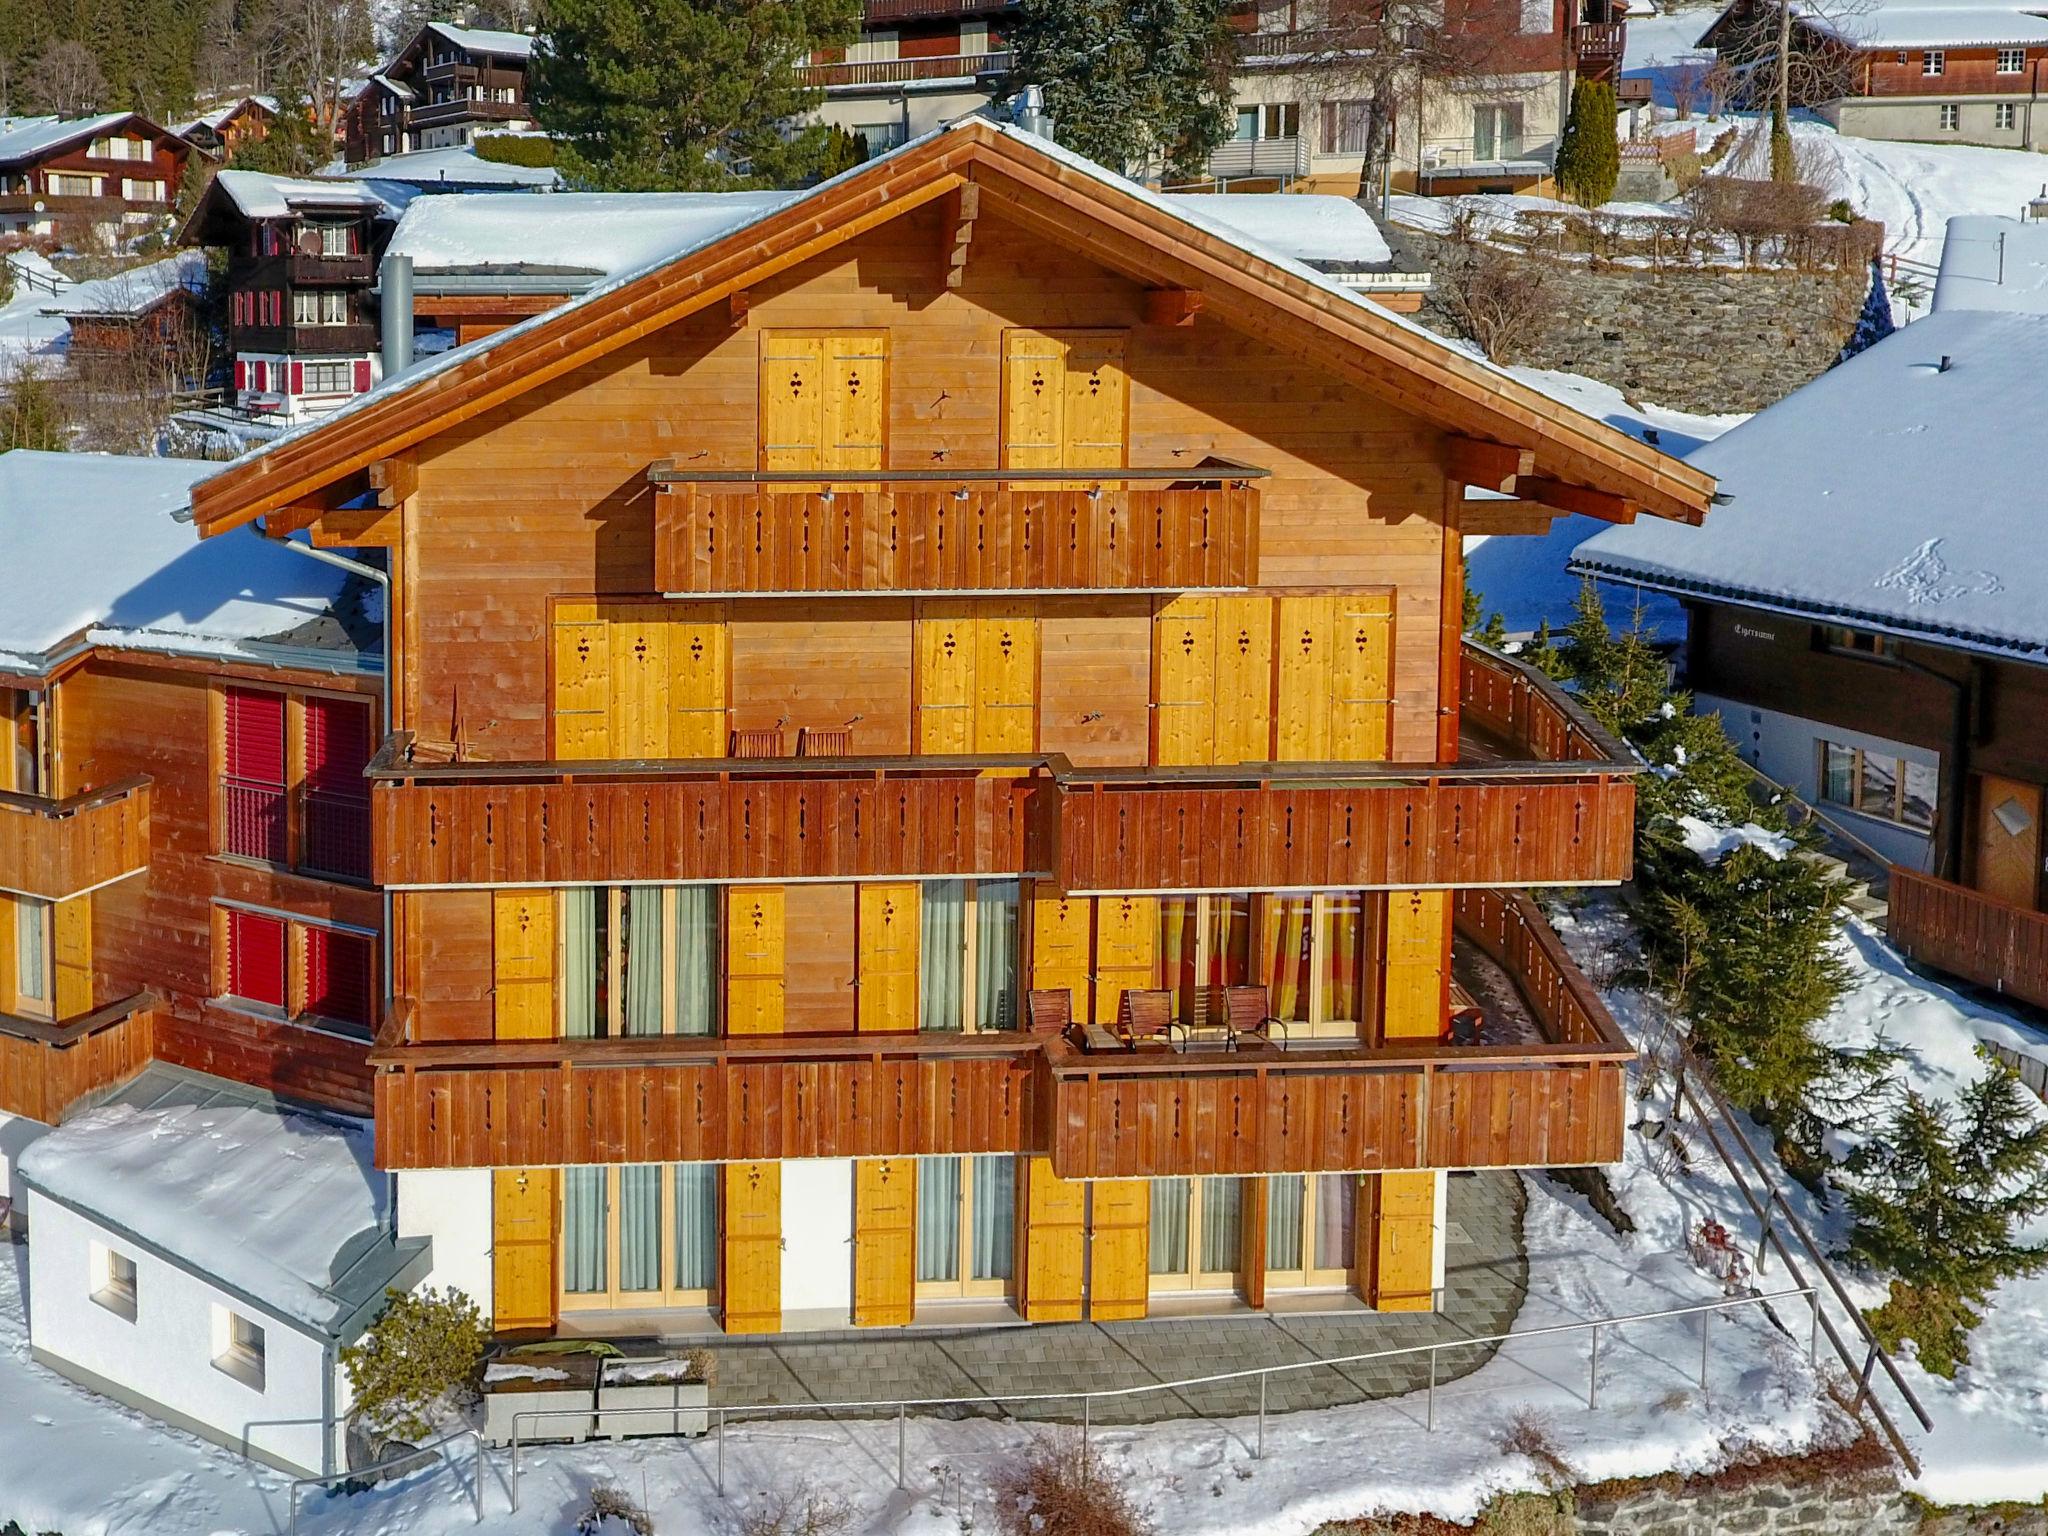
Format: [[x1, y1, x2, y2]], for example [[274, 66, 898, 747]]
[[0, 112, 202, 242], [39, 250, 208, 365], [341, 22, 535, 166], [170, 96, 279, 158], [188, 119, 1712, 1337]]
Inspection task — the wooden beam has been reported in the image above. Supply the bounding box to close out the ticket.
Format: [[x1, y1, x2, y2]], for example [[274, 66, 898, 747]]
[[941, 181, 979, 290], [1445, 436, 1535, 493], [368, 452, 417, 509], [729, 289, 750, 327], [312, 506, 403, 548], [1516, 477, 1640, 524], [262, 501, 331, 537], [1461, 499, 1569, 536], [1142, 287, 1204, 327]]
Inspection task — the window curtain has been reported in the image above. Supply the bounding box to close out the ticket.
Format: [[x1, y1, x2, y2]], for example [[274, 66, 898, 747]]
[[1200, 1178, 1243, 1276], [623, 887, 665, 1037], [1149, 1177, 1191, 1275], [562, 1167, 607, 1293], [673, 1164, 717, 1291], [917, 1155, 962, 1281], [561, 889, 599, 1039], [672, 886, 717, 1037], [1159, 898, 1197, 1019], [619, 1164, 661, 1291], [16, 898, 47, 1001], [921, 881, 966, 1032], [974, 880, 1020, 1030], [971, 1154, 1015, 1281], [1264, 897, 1313, 1022], [1267, 1175, 1305, 1273], [1315, 1175, 1357, 1273], [1322, 896, 1363, 1028], [1204, 895, 1252, 989]]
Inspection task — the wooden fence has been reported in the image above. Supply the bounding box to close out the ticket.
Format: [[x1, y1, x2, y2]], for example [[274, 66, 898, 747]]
[[1889, 865, 2048, 1013]]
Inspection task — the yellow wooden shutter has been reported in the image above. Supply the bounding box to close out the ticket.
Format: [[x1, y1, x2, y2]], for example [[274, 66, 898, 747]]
[[1152, 596, 1215, 767], [916, 603, 978, 754], [1002, 330, 1065, 471], [1030, 888, 1092, 1019], [492, 1167, 557, 1331], [607, 603, 670, 759], [493, 889, 556, 1039], [552, 602, 612, 760], [973, 601, 1038, 753], [667, 601, 729, 757], [0, 894, 16, 1014], [726, 887, 785, 1035], [1213, 595, 1276, 766], [722, 1160, 783, 1334], [1381, 890, 1446, 1042], [1330, 593, 1394, 761], [823, 333, 887, 471], [1092, 895, 1157, 1025], [1275, 595, 1334, 761], [1087, 1179, 1150, 1321], [852, 1157, 917, 1326], [1369, 1171, 1436, 1312], [1061, 334, 1127, 471], [857, 883, 920, 1032], [761, 335, 823, 473], [52, 894, 91, 1017], [1017, 1156, 1085, 1322]]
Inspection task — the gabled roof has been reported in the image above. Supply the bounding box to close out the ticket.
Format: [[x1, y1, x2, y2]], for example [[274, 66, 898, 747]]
[[177, 169, 401, 247], [424, 20, 535, 57], [189, 118, 1715, 535], [1702, 0, 2048, 49], [0, 112, 158, 167], [39, 250, 206, 319], [1572, 308, 2048, 663], [169, 95, 278, 138], [330, 144, 558, 190], [1933, 215, 2048, 314]]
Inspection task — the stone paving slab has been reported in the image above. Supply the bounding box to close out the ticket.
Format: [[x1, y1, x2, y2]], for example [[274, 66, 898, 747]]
[[676, 1171, 1528, 1427]]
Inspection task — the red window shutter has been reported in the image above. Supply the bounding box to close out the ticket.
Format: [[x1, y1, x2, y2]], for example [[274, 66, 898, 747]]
[[222, 687, 288, 862], [353, 359, 372, 392], [234, 359, 247, 390], [253, 360, 267, 392], [228, 910, 287, 1010], [291, 361, 304, 394], [304, 696, 372, 879], [305, 926, 374, 1030]]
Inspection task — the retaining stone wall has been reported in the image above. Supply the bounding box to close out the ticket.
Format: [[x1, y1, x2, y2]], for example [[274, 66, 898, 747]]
[[1574, 1473, 1918, 1536]]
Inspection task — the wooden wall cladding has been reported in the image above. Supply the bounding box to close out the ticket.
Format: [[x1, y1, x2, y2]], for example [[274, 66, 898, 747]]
[[373, 1040, 1038, 1169], [0, 1004, 154, 1124], [374, 772, 1052, 887], [1056, 777, 1636, 892], [1888, 866, 2048, 1014], [652, 484, 1258, 595], [0, 780, 151, 901]]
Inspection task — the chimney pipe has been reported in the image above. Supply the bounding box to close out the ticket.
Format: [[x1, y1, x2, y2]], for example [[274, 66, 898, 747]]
[[380, 253, 414, 384]]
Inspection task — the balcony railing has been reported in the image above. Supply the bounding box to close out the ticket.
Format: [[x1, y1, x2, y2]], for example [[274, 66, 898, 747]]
[[796, 52, 1012, 89], [1888, 866, 2048, 1012], [1236, 27, 1376, 63], [863, 0, 1015, 22], [1573, 21, 1626, 62], [1206, 137, 1312, 181], [408, 98, 528, 130], [0, 991, 156, 1124], [0, 777, 151, 902], [649, 466, 1265, 596], [288, 251, 376, 284]]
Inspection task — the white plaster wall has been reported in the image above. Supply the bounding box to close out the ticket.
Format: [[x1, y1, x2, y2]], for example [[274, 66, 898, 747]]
[[1698, 693, 1938, 873], [396, 1168, 493, 1323], [781, 1158, 854, 1328], [1838, 95, 2043, 150], [25, 1193, 337, 1476], [1430, 1170, 1449, 1302]]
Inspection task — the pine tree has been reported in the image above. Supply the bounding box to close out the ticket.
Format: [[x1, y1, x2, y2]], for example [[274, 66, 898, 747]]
[[530, 0, 858, 192], [1462, 586, 1508, 649], [1554, 79, 1620, 208], [1003, 0, 1236, 180], [1847, 1059, 2048, 1376], [1834, 259, 1897, 366]]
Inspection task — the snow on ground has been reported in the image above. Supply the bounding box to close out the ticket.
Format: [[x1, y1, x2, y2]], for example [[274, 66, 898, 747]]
[[0, 251, 71, 367], [1621, 2, 1719, 72]]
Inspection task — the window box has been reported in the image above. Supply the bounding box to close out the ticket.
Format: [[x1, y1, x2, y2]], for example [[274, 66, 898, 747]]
[[596, 1354, 712, 1439], [479, 1348, 600, 1446]]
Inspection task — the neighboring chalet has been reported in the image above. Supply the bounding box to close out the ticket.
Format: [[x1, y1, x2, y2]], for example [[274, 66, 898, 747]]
[[0, 112, 202, 242], [1576, 215, 2048, 1010], [169, 96, 279, 158], [1700, 0, 2048, 148], [178, 171, 403, 424], [39, 250, 208, 367], [341, 22, 536, 165], [0, 450, 384, 1212], [188, 119, 1712, 1338]]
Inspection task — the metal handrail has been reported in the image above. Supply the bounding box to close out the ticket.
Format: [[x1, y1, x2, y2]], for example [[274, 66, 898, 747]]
[[507, 1285, 1816, 1509], [286, 1426, 484, 1535]]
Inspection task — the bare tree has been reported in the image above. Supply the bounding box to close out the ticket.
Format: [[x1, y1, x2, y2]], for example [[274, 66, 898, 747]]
[[57, 272, 217, 456], [24, 39, 111, 116], [254, 0, 375, 137], [1663, 54, 1707, 121], [1706, 0, 1869, 180]]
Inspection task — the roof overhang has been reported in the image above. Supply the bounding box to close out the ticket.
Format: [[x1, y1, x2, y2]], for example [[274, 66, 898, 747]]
[[189, 120, 1715, 536]]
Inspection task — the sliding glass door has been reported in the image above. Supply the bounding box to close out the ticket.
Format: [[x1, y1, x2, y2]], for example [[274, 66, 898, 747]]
[[914, 1154, 1015, 1299], [560, 1162, 720, 1311]]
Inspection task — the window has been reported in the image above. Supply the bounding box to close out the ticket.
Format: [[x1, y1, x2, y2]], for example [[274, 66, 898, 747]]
[[1473, 103, 1525, 161], [219, 686, 374, 878], [1519, 0, 1551, 33], [212, 1306, 266, 1390], [1817, 625, 1892, 660], [1234, 106, 1259, 141], [1160, 892, 1365, 1038], [292, 289, 350, 326], [1264, 1174, 1357, 1290], [11, 897, 51, 1021], [561, 1162, 718, 1309], [915, 1154, 1015, 1298], [222, 687, 287, 862], [1999, 47, 2025, 73], [562, 886, 720, 1037], [1939, 103, 1960, 131], [304, 925, 375, 1030], [219, 905, 378, 1034], [300, 360, 353, 396], [1149, 1176, 1246, 1291], [314, 222, 353, 256], [120, 178, 164, 202], [1322, 99, 1375, 155], [48, 173, 99, 197], [91, 1243, 138, 1321], [1819, 739, 1937, 830], [1997, 102, 2018, 130], [917, 880, 1021, 1032], [1924, 49, 1946, 75], [226, 909, 288, 1010], [1262, 102, 1300, 139], [89, 135, 145, 160]]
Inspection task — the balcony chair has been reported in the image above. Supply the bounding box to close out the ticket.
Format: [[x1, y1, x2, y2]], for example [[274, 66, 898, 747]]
[[1449, 1005, 1486, 1047], [728, 728, 788, 758], [796, 726, 853, 757], [1116, 988, 1186, 1052], [1208, 984, 1290, 1051], [1026, 988, 1075, 1035]]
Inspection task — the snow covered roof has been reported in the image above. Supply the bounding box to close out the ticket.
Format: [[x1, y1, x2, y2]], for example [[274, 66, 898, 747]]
[[388, 189, 798, 287], [17, 1065, 427, 1341], [39, 251, 207, 318], [332, 144, 558, 189], [0, 112, 134, 165], [207, 168, 396, 220], [1933, 215, 2048, 314], [168, 96, 277, 137], [354, 71, 419, 104], [425, 20, 535, 57], [1572, 308, 2048, 663], [0, 451, 371, 676], [1801, 0, 2048, 47], [1160, 191, 1396, 268]]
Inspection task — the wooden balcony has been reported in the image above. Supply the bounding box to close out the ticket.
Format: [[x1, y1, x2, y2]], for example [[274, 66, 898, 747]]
[[649, 468, 1263, 597], [1888, 866, 2048, 1012], [0, 777, 151, 902], [795, 52, 1012, 89], [0, 992, 155, 1125]]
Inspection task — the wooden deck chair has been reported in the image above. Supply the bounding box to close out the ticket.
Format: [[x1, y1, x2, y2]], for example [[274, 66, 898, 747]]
[[1025, 988, 1075, 1035], [728, 728, 787, 758], [796, 726, 853, 757], [1116, 988, 1185, 1052], [1211, 985, 1289, 1051]]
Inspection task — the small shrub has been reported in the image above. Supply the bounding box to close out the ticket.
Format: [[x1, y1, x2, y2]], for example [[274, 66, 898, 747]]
[[1496, 1410, 1574, 1488], [736, 1480, 855, 1536], [579, 1485, 655, 1536], [991, 1432, 1151, 1536], [339, 1286, 489, 1442], [475, 133, 557, 167], [1430, 243, 1554, 365]]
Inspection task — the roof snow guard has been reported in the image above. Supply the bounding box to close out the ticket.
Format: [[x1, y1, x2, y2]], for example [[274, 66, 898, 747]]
[[187, 118, 1714, 537]]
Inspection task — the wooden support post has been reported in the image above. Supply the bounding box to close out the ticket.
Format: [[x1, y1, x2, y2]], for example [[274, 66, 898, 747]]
[[1444, 435, 1534, 493], [1142, 287, 1204, 326], [367, 452, 418, 509], [941, 181, 980, 289], [729, 289, 750, 327]]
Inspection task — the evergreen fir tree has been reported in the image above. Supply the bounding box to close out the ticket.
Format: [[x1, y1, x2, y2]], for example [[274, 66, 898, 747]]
[[1003, 0, 1235, 179], [1554, 79, 1620, 208], [530, 0, 858, 191], [1834, 259, 1897, 366], [228, 101, 332, 177], [1462, 586, 1508, 649]]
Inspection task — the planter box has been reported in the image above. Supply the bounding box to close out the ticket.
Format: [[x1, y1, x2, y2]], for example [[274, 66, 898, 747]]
[[597, 1364, 710, 1439], [480, 1353, 599, 1447]]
